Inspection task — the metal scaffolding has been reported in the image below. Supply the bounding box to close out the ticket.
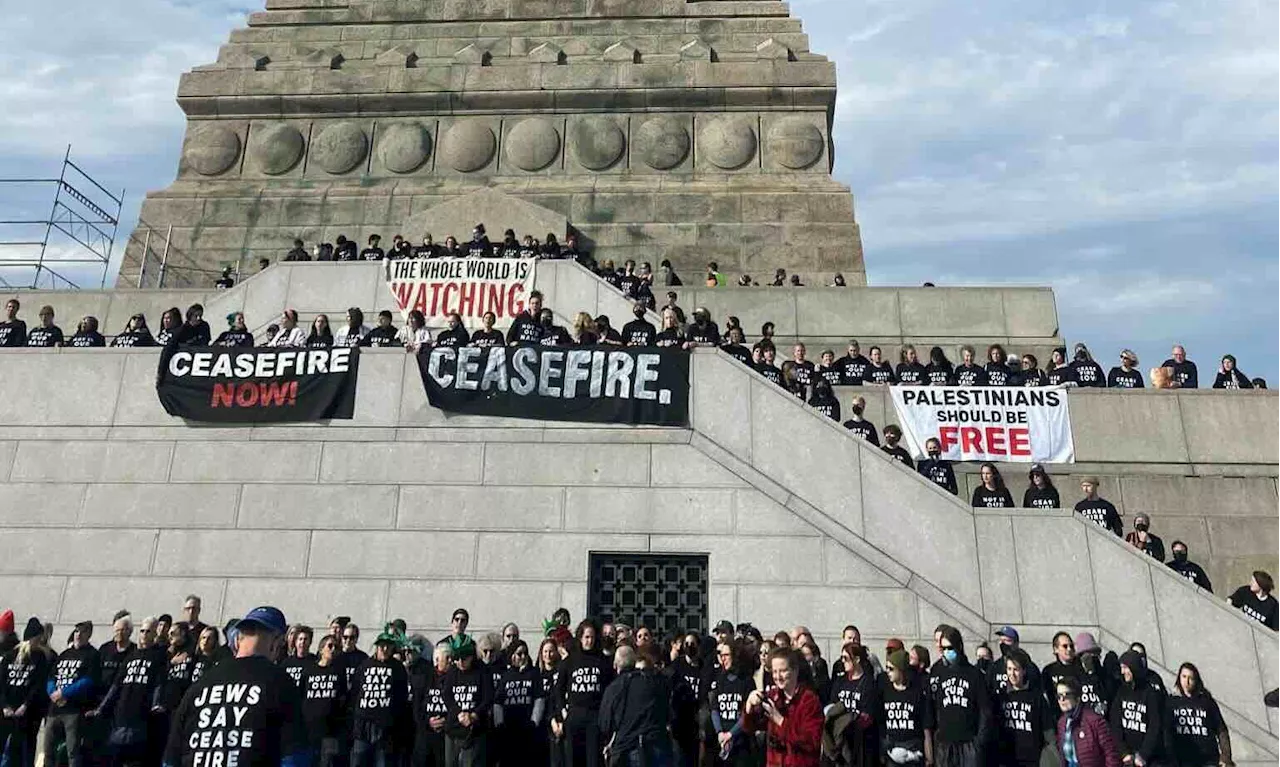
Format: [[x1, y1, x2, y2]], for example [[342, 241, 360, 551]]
[[0, 146, 124, 290]]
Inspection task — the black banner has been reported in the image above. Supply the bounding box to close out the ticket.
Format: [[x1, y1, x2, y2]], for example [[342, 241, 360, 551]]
[[156, 347, 360, 422], [418, 345, 689, 426]]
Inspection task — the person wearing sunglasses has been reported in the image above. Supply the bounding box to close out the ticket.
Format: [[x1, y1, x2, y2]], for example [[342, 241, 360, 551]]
[[1054, 677, 1120, 767], [340, 624, 367, 687]]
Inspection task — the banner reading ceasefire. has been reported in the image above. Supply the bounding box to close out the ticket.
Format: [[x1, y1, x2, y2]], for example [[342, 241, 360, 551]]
[[156, 347, 359, 423], [386, 258, 536, 328], [889, 386, 1075, 463]]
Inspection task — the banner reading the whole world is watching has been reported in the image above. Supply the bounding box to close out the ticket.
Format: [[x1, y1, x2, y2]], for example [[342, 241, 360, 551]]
[[386, 257, 536, 329]]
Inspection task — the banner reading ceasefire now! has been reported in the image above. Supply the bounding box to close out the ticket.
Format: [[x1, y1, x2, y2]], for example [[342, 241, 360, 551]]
[[386, 258, 536, 328], [889, 386, 1075, 463]]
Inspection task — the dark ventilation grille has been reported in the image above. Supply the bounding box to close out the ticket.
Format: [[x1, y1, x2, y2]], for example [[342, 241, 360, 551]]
[[588, 552, 709, 636]]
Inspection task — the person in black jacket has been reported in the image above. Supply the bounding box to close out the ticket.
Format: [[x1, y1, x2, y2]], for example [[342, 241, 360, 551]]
[[896, 344, 927, 385], [994, 649, 1052, 767], [1212, 354, 1253, 389], [924, 346, 953, 387], [507, 291, 545, 345], [26, 305, 64, 347], [842, 395, 880, 445], [497, 639, 544, 767], [706, 639, 755, 766], [881, 425, 914, 469], [1167, 662, 1232, 767], [41, 620, 99, 767], [443, 636, 493, 767], [350, 628, 411, 766], [302, 634, 348, 766], [110, 314, 156, 348], [1166, 541, 1212, 592], [1068, 343, 1105, 388], [212, 312, 254, 347], [1018, 354, 1046, 387], [918, 438, 958, 496], [0, 619, 52, 767], [1109, 650, 1165, 767], [599, 645, 675, 767], [952, 346, 987, 387], [1044, 347, 1075, 387], [971, 463, 1014, 508], [621, 302, 656, 347], [68, 316, 106, 347], [91, 616, 166, 766], [553, 620, 614, 767], [879, 649, 934, 767], [984, 344, 1016, 387], [1022, 464, 1059, 509], [1107, 349, 1145, 388], [172, 303, 212, 347], [1161, 345, 1198, 388], [930, 627, 991, 767], [0, 298, 28, 346], [1074, 477, 1122, 535]]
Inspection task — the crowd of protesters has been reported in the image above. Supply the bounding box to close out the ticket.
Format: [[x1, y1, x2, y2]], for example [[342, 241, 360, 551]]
[[1, 593, 1270, 767]]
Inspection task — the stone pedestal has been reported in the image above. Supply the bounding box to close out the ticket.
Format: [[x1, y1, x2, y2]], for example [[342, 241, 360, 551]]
[[121, 0, 865, 287]]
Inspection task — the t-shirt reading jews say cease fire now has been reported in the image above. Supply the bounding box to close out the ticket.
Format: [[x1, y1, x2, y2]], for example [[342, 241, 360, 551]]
[[51, 645, 100, 711], [164, 655, 308, 767]]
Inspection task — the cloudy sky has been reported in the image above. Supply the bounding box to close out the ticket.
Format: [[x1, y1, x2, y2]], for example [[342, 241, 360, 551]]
[[2, 0, 1276, 378]]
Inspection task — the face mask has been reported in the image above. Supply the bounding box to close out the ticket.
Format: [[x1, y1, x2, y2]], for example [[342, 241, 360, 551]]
[[851, 404, 865, 416], [942, 648, 958, 664], [1135, 523, 1149, 532], [1173, 550, 1187, 563], [928, 449, 940, 459]]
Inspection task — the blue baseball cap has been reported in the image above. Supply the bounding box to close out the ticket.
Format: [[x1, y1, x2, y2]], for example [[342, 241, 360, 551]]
[[995, 625, 1020, 642], [236, 606, 287, 635]]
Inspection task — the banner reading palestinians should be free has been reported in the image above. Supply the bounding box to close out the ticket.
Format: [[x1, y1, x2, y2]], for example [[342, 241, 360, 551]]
[[418, 344, 690, 426], [889, 386, 1075, 463], [386, 257, 537, 329], [156, 347, 360, 423]]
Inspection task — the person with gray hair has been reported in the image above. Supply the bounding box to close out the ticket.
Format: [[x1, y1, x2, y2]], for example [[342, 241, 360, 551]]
[[501, 623, 520, 652], [598, 644, 674, 765], [91, 616, 166, 765], [1108, 349, 1144, 388]]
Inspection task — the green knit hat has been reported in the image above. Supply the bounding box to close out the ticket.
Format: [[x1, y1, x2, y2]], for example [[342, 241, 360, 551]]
[[886, 649, 910, 673]]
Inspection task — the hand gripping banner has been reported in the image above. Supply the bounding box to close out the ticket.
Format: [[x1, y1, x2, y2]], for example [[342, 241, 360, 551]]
[[386, 258, 537, 329], [157, 347, 360, 423], [889, 386, 1075, 463], [418, 344, 690, 426]]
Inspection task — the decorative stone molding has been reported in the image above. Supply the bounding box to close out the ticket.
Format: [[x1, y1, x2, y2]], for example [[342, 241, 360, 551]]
[[755, 38, 793, 61], [528, 43, 566, 64], [680, 39, 714, 61], [768, 117, 823, 170], [311, 122, 368, 174], [602, 40, 641, 63], [454, 44, 493, 66], [247, 122, 304, 175], [184, 126, 241, 176], [224, 51, 270, 71], [571, 117, 626, 171], [375, 46, 419, 68], [379, 122, 433, 174], [701, 117, 757, 170], [441, 122, 496, 172], [634, 116, 690, 170], [506, 118, 561, 172]]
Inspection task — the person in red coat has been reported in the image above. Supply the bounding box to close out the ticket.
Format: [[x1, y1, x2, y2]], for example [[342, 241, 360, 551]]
[[1054, 677, 1121, 767], [742, 647, 823, 767]]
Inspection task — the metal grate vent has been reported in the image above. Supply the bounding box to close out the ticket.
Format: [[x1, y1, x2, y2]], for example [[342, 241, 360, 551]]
[[588, 552, 708, 636]]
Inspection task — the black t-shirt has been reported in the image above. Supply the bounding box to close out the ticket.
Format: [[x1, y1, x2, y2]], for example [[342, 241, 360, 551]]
[[68, 331, 105, 348], [1022, 486, 1060, 509], [1108, 367, 1144, 389], [721, 343, 752, 365], [497, 665, 542, 725], [351, 656, 409, 728], [554, 651, 613, 717], [1020, 369, 1047, 387], [111, 329, 157, 347], [617, 273, 641, 298], [838, 354, 870, 385], [26, 325, 63, 347], [281, 655, 311, 687], [435, 326, 470, 348], [301, 660, 348, 743], [790, 360, 816, 389], [539, 325, 572, 347], [109, 645, 167, 728], [412, 244, 439, 258], [864, 361, 895, 385], [817, 364, 844, 388], [363, 325, 401, 347], [655, 328, 683, 349], [0, 319, 27, 347], [306, 334, 333, 349], [1071, 360, 1106, 388], [1167, 694, 1224, 765], [843, 418, 880, 446], [98, 641, 135, 695], [879, 676, 934, 752], [896, 362, 927, 386], [507, 312, 542, 345], [686, 322, 720, 346], [829, 669, 878, 715], [444, 664, 494, 739], [1074, 498, 1121, 535], [51, 645, 100, 712], [518, 245, 538, 259], [213, 330, 254, 347], [1161, 359, 1198, 388], [342, 649, 368, 687], [162, 654, 197, 712], [809, 395, 840, 421], [953, 363, 987, 387], [1167, 560, 1212, 593], [498, 242, 521, 259], [996, 686, 1051, 765], [621, 319, 656, 347], [0, 646, 51, 711], [881, 444, 914, 469], [971, 486, 1014, 508], [466, 240, 491, 258], [925, 363, 952, 387], [163, 655, 308, 767], [755, 362, 783, 387], [1045, 366, 1076, 387], [918, 458, 958, 495], [985, 363, 1016, 387], [931, 661, 989, 744], [1228, 586, 1279, 629], [469, 328, 505, 348], [174, 321, 212, 347], [360, 247, 385, 261], [707, 670, 754, 733]]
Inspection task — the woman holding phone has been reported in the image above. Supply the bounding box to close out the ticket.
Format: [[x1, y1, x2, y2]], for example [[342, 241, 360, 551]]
[[742, 647, 823, 767]]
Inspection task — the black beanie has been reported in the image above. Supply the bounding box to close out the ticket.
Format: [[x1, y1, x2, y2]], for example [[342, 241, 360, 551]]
[[22, 617, 42, 641]]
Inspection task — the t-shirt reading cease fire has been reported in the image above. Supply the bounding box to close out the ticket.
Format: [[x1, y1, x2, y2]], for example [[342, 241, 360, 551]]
[[163, 655, 309, 767]]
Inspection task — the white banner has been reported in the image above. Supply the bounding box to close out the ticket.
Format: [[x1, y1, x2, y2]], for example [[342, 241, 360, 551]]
[[889, 386, 1075, 463], [386, 258, 537, 328]]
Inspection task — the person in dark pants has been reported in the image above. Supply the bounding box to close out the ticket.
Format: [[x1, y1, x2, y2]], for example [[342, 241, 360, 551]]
[[599, 645, 675, 767], [0, 619, 52, 767], [929, 627, 991, 767], [553, 620, 614, 767]]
